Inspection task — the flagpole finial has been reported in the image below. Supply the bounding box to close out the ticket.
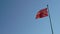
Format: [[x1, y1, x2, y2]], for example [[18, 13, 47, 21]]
[[47, 4, 48, 6]]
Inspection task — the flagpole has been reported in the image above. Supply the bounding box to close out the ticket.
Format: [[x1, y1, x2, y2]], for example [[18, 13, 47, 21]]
[[47, 5, 54, 34]]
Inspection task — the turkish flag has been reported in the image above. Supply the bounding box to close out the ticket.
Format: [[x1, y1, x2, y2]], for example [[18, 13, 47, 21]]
[[36, 8, 48, 19]]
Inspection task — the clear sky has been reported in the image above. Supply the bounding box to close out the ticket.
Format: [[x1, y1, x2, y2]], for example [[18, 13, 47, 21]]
[[0, 0, 60, 34]]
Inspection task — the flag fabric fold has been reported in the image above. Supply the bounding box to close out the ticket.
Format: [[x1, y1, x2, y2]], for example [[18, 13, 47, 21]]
[[36, 8, 48, 19]]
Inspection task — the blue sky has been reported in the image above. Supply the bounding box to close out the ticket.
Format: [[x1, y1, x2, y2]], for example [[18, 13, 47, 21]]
[[0, 0, 60, 34]]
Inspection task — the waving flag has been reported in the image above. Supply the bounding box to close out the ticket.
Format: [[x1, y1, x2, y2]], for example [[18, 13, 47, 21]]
[[35, 5, 54, 34], [36, 8, 48, 19]]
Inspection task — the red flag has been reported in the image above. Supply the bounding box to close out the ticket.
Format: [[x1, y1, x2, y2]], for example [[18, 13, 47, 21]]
[[36, 8, 48, 19]]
